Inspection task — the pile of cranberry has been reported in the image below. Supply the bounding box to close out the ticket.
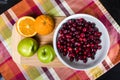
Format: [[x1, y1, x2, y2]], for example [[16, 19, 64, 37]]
[[57, 18, 102, 63]]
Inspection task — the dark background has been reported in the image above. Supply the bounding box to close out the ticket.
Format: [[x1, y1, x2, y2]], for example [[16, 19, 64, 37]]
[[0, 0, 21, 14], [0, 0, 120, 80]]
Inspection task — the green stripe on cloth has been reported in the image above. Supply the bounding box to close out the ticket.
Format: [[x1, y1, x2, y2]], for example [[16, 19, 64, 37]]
[[37, 0, 60, 16], [22, 65, 42, 80], [34, 76, 43, 80], [0, 16, 11, 51], [0, 16, 11, 40]]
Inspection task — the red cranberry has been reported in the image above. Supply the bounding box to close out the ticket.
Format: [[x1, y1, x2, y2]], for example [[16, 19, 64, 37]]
[[71, 27, 76, 32], [66, 34, 71, 38], [83, 59, 87, 63], [98, 45, 102, 50], [68, 47, 72, 51], [97, 32, 102, 37], [80, 33, 85, 38], [70, 57, 74, 62], [82, 27, 87, 32], [75, 57, 79, 61], [63, 52, 67, 56], [75, 50, 79, 54], [68, 53, 75, 57]]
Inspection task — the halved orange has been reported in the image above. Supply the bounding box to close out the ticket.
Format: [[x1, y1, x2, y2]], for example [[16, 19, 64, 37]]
[[16, 16, 37, 37]]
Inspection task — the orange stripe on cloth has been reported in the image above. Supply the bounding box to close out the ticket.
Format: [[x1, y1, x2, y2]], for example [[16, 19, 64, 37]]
[[108, 42, 120, 65], [0, 58, 26, 80], [66, 71, 90, 80], [11, 0, 34, 18]]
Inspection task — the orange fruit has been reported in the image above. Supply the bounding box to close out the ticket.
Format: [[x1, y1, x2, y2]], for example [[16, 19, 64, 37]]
[[34, 15, 54, 35], [16, 16, 37, 37]]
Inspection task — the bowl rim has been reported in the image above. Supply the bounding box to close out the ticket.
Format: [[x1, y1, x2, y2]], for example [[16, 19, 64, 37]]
[[53, 14, 110, 70]]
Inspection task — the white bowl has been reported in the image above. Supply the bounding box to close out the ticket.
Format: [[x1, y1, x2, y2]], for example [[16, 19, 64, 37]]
[[53, 14, 110, 70]]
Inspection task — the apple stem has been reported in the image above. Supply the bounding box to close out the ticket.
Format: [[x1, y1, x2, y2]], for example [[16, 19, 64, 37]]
[[43, 49, 46, 55]]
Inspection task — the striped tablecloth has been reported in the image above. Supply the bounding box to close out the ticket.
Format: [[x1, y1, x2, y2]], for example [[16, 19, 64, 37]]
[[0, 0, 120, 80]]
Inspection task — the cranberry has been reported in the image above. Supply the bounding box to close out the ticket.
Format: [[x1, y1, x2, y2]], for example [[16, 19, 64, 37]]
[[94, 27, 99, 32], [68, 19, 73, 24], [87, 53, 92, 57], [83, 59, 87, 63], [80, 33, 85, 38], [66, 34, 71, 38], [97, 32, 102, 37], [68, 53, 75, 57], [82, 27, 87, 32], [85, 23, 89, 27], [71, 27, 76, 32], [62, 23, 67, 29], [86, 44, 90, 47], [63, 30, 67, 34], [78, 55, 84, 60], [57, 44, 61, 48], [68, 47, 72, 51], [63, 48, 67, 52], [72, 23, 77, 27], [70, 57, 74, 62], [63, 52, 67, 56], [82, 38, 87, 42], [74, 32, 79, 35], [96, 39, 101, 44], [98, 45, 102, 49], [91, 23, 95, 27], [75, 57, 79, 61], [79, 18, 85, 23]]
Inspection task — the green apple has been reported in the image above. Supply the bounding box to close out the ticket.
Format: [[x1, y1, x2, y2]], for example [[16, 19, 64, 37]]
[[17, 38, 38, 57], [37, 45, 55, 63]]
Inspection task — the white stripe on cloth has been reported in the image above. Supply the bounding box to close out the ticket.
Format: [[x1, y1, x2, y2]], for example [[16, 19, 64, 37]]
[[49, 68, 61, 80], [1, 13, 12, 30], [36, 67, 49, 80], [105, 56, 114, 68], [33, 0, 46, 14], [95, 0, 120, 33], [50, 0, 66, 16], [38, 73, 49, 80], [59, 0, 74, 15], [84, 69, 93, 80], [7, 9, 18, 22]]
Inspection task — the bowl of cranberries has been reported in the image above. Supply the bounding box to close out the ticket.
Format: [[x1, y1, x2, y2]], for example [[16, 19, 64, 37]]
[[53, 14, 110, 70]]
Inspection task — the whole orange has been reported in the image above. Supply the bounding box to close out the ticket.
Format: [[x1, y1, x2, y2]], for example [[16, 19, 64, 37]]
[[34, 15, 54, 35]]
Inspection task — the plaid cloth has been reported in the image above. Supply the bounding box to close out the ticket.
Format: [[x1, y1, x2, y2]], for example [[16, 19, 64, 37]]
[[0, 0, 120, 80]]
